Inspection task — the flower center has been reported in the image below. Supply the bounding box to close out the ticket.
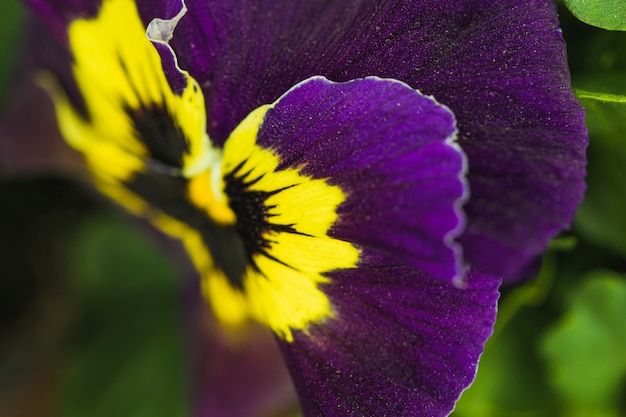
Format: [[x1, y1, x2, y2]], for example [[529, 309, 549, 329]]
[[42, 0, 359, 341], [199, 106, 359, 340], [224, 160, 307, 281]]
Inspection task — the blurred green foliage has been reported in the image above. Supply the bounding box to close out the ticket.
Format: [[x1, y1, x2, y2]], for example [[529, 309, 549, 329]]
[[541, 271, 626, 417], [575, 93, 626, 257], [0, 0, 25, 109], [61, 216, 188, 417]]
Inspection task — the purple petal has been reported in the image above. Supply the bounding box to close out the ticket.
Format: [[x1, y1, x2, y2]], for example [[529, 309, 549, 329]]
[[258, 76, 467, 283], [24, 0, 100, 42], [166, 0, 587, 279], [0, 82, 82, 176], [23, 0, 588, 278], [0, 20, 83, 177], [278, 250, 500, 417]]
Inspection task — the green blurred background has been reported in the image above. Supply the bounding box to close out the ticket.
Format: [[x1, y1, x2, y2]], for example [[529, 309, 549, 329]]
[[0, 1, 625, 416]]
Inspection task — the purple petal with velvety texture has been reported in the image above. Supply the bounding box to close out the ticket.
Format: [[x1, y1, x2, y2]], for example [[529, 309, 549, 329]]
[[163, 0, 587, 280], [258, 76, 467, 283], [24, 0, 588, 279], [279, 250, 500, 417]]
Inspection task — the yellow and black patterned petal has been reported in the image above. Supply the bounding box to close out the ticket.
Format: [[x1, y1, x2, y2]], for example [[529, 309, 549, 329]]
[[41, 0, 212, 194]]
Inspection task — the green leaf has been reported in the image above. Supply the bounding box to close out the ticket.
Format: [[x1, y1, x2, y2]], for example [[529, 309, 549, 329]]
[[576, 89, 626, 103], [540, 271, 626, 416], [574, 90, 626, 258], [565, 0, 626, 31], [548, 235, 579, 252]]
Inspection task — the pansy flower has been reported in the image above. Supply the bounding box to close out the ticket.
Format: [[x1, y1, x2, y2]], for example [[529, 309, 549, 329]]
[[14, 0, 587, 415]]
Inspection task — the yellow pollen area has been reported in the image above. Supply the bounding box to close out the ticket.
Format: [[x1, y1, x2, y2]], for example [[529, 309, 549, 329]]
[[204, 105, 360, 341], [188, 169, 236, 225], [41, 0, 208, 186]]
